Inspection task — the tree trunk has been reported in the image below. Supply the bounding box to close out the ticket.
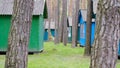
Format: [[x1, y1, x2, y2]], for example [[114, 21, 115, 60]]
[[5, 0, 34, 68], [46, 0, 53, 41], [58, 0, 64, 43], [72, 0, 79, 47], [62, 0, 68, 46], [48, 20, 52, 41], [68, 0, 73, 17], [84, 0, 93, 56], [54, 0, 59, 44], [90, 0, 120, 68]]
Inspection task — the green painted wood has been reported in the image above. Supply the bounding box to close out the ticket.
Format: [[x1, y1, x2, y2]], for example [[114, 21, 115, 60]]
[[0, 15, 44, 52], [0, 15, 11, 51], [39, 15, 44, 51], [29, 15, 44, 52]]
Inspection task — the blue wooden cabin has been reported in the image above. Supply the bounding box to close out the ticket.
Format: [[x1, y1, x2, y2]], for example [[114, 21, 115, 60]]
[[44, 29, 55, 41], [78, 10, 120, 56], [77, 0, 98, 46], [44, 18, 70, 42], [78, 0, 120, 56], [78, 10, 96, 46], [44, 21, 55, 41]]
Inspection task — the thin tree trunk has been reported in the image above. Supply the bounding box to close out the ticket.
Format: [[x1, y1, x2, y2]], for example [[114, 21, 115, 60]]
[[54, 0, 59, 44], [84, 0, 93, 56], [5, 0, 34, 68], [90, 0, 120, 68], [72, 0, 79, 47], [46, 0, 53, 41], [58, 0, 64, 43], [48, 20, 52, 41], [62, 0, 68, 46], [68, 0, 73, 17]]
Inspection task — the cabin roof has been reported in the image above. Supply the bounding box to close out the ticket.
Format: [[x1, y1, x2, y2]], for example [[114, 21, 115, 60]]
[[80, 9, 87, 21], [68, 17, 72, 26], [44, 20, 55, 29], [93, 0, 98, 14], [68, 9, 96, 26], [80, 9, 96, 22], [0, 0, 46, 15]]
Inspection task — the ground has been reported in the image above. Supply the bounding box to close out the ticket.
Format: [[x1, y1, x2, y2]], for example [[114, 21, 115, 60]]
[[0, 42, 120, 68]]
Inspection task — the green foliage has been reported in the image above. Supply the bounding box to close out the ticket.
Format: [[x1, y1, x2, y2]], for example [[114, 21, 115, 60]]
[[0, 42, 120, 68]]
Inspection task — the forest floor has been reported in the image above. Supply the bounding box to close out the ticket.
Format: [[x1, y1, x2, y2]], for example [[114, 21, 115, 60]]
[[0, 42, 120, 68]]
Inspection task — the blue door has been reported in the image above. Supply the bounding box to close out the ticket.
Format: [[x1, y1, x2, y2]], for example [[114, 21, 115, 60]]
[[79, 22, 95, 46], [51, 29, 55, 37], [44, 29, 48, 41], [79, 22, 86, 46]]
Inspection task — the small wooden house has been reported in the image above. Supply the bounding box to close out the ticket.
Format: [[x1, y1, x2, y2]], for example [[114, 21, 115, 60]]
[[78, 9, 96, 46], [44, 20, 55, 41], [0, 0, 48, 53], [44, 19, 69, 41], [67, 10, 95, 44], [67, 17, 72, 42]]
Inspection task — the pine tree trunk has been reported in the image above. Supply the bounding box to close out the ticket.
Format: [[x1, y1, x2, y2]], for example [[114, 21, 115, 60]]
[[72, 0, 79, 47], [62, 0, 68, 46], [84, 0, 93, 56], [48, 3, 52, 41], [90, 0, 120, 68], [54, 0, 59, 44], [58, 0, 64, 43], [48, 20, 52, 41], [5, 0, 34, 68], [46, 0, 53, 41]]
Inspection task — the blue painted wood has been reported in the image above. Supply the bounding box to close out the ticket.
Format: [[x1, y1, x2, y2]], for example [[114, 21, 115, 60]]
[[79, 22, 86, 46], [78, 10, 95, 46], [51, 29, 55, 37], [44, 29, 48, 41], [91, 22, 95, 45], [118, 41, 120, 56], [78, 10, 120, 56], [44, 29, 55, 41]]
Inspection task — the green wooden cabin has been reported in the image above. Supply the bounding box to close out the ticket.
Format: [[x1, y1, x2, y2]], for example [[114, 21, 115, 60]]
[[0, 0, 48, 53]]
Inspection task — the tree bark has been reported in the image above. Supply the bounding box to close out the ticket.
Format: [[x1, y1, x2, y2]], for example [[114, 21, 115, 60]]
[[48, 20, 52, 41], [68, 0, 73, 17], [72, 0, 79, 47], [90, 0, 120, 68], [46, 0, 53, 41], [58, 0, 64, 43], [84, 0, 93, 56], [5, 0, 34, 68], [54, 0, 60, 44], [62, 0, 68, 46]]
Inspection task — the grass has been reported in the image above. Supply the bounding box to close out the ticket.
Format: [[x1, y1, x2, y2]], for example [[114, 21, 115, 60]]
[[0, 42, 120, 68]]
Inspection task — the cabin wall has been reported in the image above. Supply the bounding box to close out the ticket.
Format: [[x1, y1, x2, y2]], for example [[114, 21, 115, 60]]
[[0, 15, 11, 51], [43, 29, 55, 41], [0, 15, 44, 52]]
